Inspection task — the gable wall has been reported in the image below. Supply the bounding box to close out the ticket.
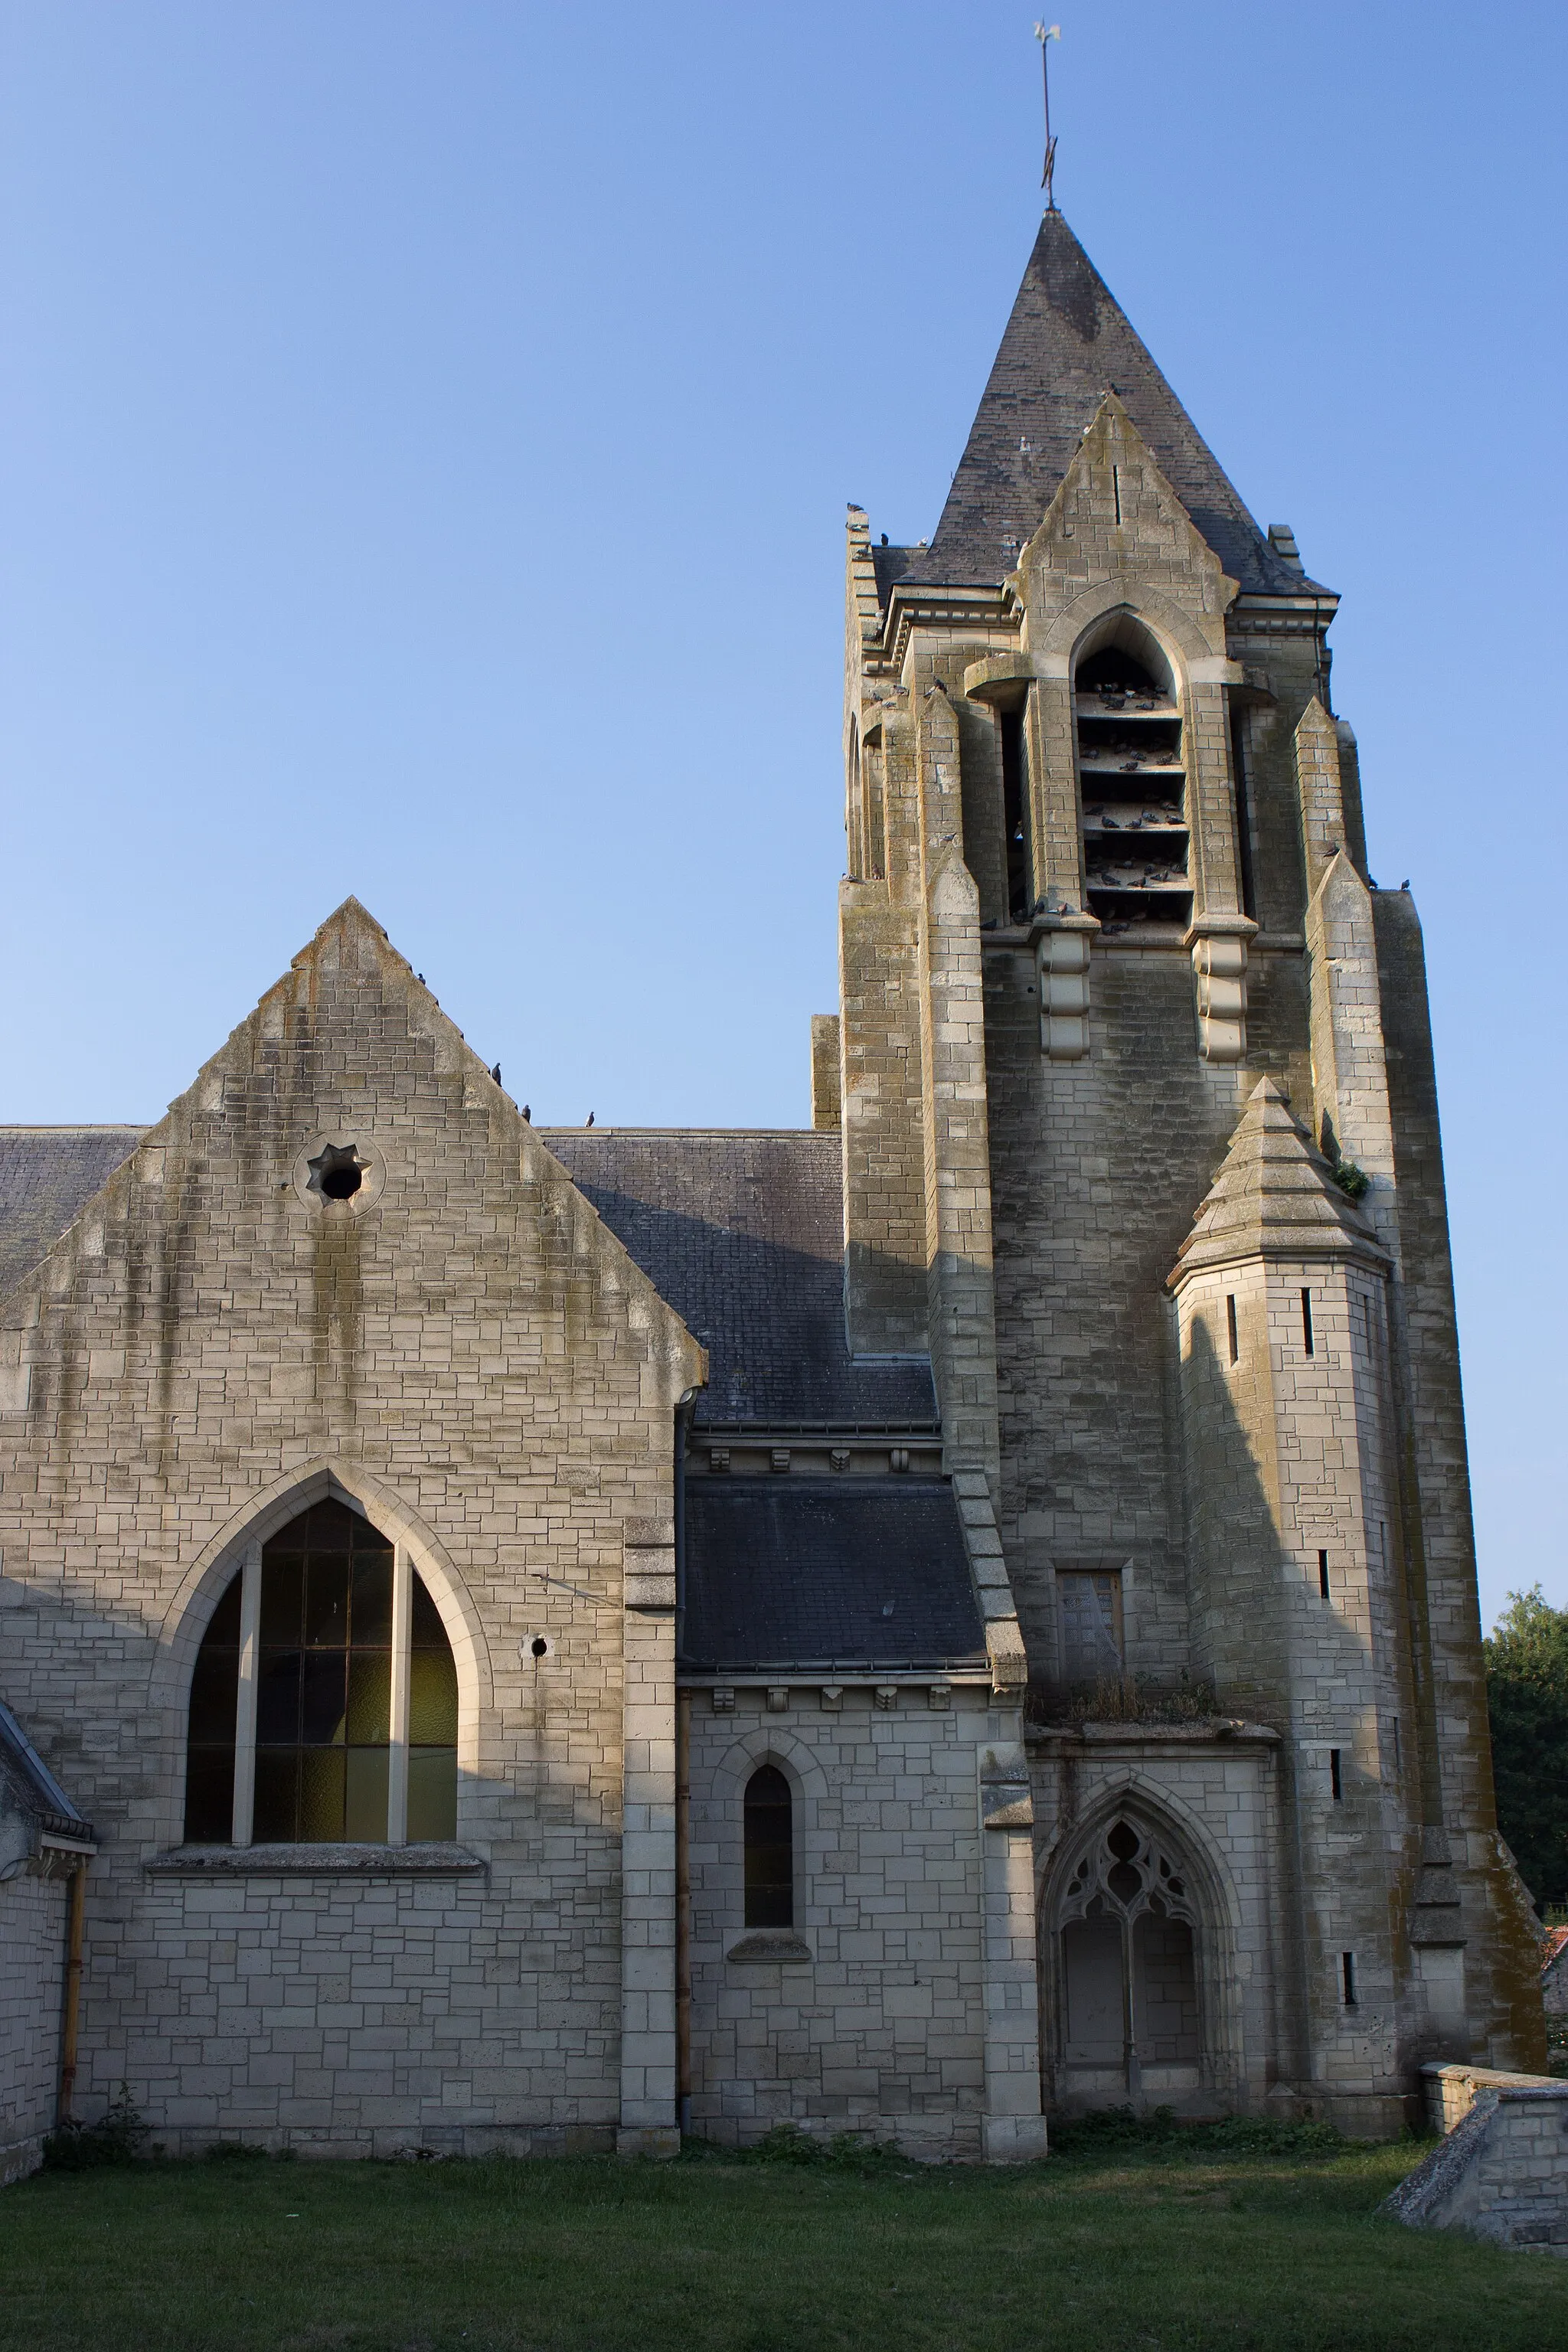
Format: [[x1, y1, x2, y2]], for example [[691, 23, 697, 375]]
[[0, 906, 703, 2152]]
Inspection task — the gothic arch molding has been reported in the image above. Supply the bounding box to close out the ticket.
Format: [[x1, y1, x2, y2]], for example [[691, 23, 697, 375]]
[[1034, 583, 1228, 681], [1040, 1776, 1244, 2104]]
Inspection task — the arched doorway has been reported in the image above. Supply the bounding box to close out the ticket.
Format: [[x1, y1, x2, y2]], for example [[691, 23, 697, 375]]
[[1054, 1814, 1203, 2101]]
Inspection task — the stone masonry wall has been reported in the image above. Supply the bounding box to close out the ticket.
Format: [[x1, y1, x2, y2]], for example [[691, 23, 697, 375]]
[[686, 1684, 995, 2156]]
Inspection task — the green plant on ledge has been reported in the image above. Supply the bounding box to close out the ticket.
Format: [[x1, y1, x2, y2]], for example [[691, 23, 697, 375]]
[[1029, 1674, 1221, 1730], [1331, 1158, 1371, 1200]]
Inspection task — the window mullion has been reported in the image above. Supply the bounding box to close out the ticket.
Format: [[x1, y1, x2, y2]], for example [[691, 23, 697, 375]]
[[231, 1543, 262, 1847], [387, 1544, 413, 1845]]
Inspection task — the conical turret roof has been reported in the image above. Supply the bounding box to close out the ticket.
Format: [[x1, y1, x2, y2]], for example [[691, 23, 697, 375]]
[[1169, 1078, 1385, 1285], [902, 212, 1326, 599]]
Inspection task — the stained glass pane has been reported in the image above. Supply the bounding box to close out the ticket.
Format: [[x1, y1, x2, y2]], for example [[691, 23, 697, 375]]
[[301, 1501, 354, 1550], [188, 1645, 240, 1746], [259, 1555, 305, 1645], [253, 1749, 300, 1842], [256, 1651, 302, 1745], [408, 1749, 457, 1841], [350, 1553, 394, 1643], [345, 1748, 390, 1841], [299, 1651, 349, 1745], [299, 1749, 347, 1841], [184, 1749, 234, 1843], [303, 1556, 350, 1647], [345, 1653, 391, 1743], [409, 1648, 458, 1746]]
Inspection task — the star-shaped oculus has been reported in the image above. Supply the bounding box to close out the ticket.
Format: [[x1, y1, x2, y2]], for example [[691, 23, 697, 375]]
[[306, 1142, 367, 1202]]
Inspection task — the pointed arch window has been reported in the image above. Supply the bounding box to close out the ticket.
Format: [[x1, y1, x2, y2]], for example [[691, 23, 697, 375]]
[[743, 1765, 794, 1928], [184, 1498, 457, 1846]]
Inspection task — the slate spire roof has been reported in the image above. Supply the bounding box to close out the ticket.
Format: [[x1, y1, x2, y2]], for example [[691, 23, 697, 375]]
[[1170, 1077, 1386, 1282], [900, 210, 1326, 599]]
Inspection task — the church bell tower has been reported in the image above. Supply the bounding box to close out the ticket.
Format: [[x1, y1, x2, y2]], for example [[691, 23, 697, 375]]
[[828, 207, 1544, 2125]]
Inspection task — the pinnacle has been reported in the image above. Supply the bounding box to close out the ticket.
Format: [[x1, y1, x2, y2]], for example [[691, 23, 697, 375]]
[[1170, 1080, 1384, 1285]]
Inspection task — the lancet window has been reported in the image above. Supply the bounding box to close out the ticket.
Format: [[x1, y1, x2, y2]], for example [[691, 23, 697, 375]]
[[184, 1498, 458, 1846], [1057, 1816, 1202, 2095], [743, 1764, 794, 1928]]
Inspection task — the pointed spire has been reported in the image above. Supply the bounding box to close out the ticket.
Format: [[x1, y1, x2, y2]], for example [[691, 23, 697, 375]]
[[906, 213, 1328, 599], [1169, 1078, 1386, 1285]]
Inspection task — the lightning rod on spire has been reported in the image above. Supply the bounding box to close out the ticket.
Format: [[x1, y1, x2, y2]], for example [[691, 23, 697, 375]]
[[1034, 23, 1061, 211]]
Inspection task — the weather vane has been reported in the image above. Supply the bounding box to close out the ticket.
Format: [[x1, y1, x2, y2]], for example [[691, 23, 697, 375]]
[[1034, 23, 1061, 210]]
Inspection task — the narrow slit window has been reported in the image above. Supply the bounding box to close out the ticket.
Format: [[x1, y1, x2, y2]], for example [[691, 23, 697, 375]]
[[1229, 705, 1257, 921], [1112, 464, 1123, 527], [1226, 1295, 1240, 1366], [743, 1765, 794, 1928], [1318, 1550, 1331, 1599], [1301, 1288, 1315, 1357], [1330, 1749, 1343, 1802], [999, 704, 1031, 922], [1391, 1717, 1402, 1775], [1341, 1952, 1357, 2007]]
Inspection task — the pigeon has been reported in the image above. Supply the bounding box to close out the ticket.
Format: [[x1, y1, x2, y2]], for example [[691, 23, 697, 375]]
[[416, 973, 425, 985], [586, 1112, 595, 1128], [491, 1064, 502, 1086], [521, 1105, 531, 1122]]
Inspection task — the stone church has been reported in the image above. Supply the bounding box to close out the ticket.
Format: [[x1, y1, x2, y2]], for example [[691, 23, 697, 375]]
[[0, 205, 1544, 2180]]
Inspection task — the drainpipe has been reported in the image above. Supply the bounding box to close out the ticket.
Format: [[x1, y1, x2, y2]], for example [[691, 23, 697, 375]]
[[676, 1689, 692, 2138], [672, 1386, 698, 2138], [57, 1857, 87, 2125]]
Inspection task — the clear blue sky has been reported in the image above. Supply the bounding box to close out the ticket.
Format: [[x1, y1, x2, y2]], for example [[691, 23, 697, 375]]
[[1, 2, 1562, 1625]]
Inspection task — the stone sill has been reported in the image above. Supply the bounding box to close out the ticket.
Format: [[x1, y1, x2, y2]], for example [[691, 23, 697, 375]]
[[1027, 1718, 1280, 1749], [145, 1843, 487, 1878], [726, 1931, 813, 1965]]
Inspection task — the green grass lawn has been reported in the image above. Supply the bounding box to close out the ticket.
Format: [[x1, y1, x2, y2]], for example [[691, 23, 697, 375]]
[[4, 2126, 1566, 2352]]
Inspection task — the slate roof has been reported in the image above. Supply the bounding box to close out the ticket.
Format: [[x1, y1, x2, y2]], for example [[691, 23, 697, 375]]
[[0, 1699, 94, 1844], [683, 1478, 984, 1672], [0, 1127, 145, 1300], [0, 1120, 933, 1432], [896, 211, 1329, 601], [544, 1130, 936, 1429]]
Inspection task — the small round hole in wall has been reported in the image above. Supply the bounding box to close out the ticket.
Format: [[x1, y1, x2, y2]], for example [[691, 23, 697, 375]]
[[523, 1634, 554, 1662]]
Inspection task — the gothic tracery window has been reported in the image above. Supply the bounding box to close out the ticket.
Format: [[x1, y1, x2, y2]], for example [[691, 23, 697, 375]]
[[184, 1498, 458, 1847], [1058, 1816, 1201, 2092]]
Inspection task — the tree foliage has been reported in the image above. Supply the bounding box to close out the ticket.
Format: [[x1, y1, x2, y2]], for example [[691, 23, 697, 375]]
[[1485, 1586, 1568, 1910]]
